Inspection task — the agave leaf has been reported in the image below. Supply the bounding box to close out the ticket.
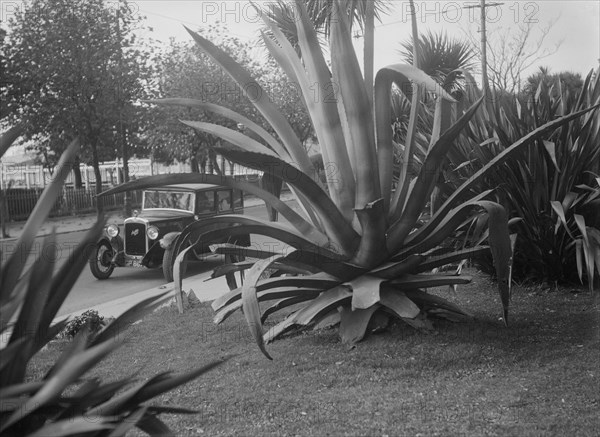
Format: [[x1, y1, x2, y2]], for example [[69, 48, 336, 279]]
[[178, 215, 342, 261], [415, 246, 491, 273], [378, 288, 420, 319], [212, 275, 340, 312], [136, 414, 175, 437], [292, 1, 356, 220], [107, 406, 148, 437], [148, 98, 284, 155], [209, 261, 259, 280], [352, 199, 388, 267], [339, 305, 379, 344], [330, 0, 380, 209], [90, 293, 171, 347], [0, 339, 118, 432], [264, 285, 352, 343], [86, 375, 165, 417], [313, 310, 341, 330], [369, 254, 425, 279], [0, 124, 26, 158], [401, 189, 493, 249], [211, 244, 279, 260], [0, 138, 80, 302], [132, 360, 228, 407], [388, 274, 472, 289], [215, 287, 321, 324], [260, 21, 353, 208], [46, 325, 91, 379], [476, 201, 513, 323], [242, 256, 285, 359], [0, 381, 44, 399], [282, 249, 365, 281], [402, 289, 474, 318], [378, 63, 457, 214], [147, 405, 198, 415], [0, 338, 27, 372], [214, 147, 360, 255], [0, 268, 30, 334], [3, 231, 56, 384], [27, 417, 116, 437], [184, 26, 314, 176], [174, 245, 195, 312], [99, 173, 329, 247], [387, 97, 484, 250], [261, 295, 320, 324], [39, 219, 105, 336], [348, 275, 384, 310], [180, 120, 280, 158]]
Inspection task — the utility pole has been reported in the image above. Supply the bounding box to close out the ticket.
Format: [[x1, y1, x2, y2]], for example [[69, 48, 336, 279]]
[[464, 1, 504, 98]]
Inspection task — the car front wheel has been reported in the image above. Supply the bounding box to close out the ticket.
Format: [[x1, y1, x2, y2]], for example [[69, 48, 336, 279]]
[[89, 241, 115, 280]]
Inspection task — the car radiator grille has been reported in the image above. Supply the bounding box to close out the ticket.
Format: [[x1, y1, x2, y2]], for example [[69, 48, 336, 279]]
[[125, 222, 146, 256]]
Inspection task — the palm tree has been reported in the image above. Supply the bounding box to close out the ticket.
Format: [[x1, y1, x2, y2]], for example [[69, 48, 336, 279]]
[[400, 31, 477, 98]]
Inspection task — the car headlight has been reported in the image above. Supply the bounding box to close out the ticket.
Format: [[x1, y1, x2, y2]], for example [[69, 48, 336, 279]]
[[106, 224, 119, 238], [147, 226, 159, 240]]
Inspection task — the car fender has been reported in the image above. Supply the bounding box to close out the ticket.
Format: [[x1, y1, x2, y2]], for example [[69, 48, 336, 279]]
[[142, 241, 165, 268], [109, 235, 124, 253], [159, 232, 181, 250], [94, 235, 124, 266]]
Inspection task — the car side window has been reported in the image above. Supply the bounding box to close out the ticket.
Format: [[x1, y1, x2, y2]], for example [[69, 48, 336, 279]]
[[196, 191, 214, 214], [233, 190, 243, 209], [217, 190, 232, 212]]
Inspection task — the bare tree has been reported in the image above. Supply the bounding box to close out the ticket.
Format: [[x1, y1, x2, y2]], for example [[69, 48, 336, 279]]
[[464, 16, 562, 93]]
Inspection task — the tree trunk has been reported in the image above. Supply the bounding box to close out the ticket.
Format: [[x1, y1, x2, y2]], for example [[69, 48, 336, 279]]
[[72, 156, 83, 188], [190, 155, 200, 173], [260, 173, 283, 222], [121, 127, 131, 217], [90, 139, 104, 214], [208, 148, 222, 176]]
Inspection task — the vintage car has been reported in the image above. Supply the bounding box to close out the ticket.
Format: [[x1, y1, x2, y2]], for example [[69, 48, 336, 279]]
[[89, 183, 249, 282]]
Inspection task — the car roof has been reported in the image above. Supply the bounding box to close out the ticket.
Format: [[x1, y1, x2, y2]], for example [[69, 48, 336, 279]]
[[144, 183, 230, 193]]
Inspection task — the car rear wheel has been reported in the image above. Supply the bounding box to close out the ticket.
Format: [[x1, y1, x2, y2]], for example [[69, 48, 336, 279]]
[[89, 241, 115, 280]]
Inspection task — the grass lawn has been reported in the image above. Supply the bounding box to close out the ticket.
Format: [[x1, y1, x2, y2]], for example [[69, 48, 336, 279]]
[[30, 270, 599, 436]]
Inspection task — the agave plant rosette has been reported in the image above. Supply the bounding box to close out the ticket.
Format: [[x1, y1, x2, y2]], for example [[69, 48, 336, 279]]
[[101, 1, 598, 359]]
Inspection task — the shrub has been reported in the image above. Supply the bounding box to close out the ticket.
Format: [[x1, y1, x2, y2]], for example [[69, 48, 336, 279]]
[[60, 309, 105, 339], [447, 68, 600, 289]]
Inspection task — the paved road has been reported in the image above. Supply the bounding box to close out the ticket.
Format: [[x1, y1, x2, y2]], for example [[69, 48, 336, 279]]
[[0, 203, 295, 317]]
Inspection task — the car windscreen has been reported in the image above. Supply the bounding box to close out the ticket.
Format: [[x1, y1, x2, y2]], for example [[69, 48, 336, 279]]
[[143, 191, 195, 212]]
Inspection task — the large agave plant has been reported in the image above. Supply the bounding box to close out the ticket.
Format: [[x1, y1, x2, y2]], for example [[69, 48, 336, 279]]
[[102, 1, 598, 359], [0, 135, 223, 436]]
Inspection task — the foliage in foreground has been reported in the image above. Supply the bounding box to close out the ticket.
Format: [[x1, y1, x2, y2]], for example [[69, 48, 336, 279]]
[[447, 68, 600, 288], [0, 136, 222, 436], [103, 1, 598, 359]]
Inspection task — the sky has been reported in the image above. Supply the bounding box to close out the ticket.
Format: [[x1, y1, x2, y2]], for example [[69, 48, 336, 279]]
[[128, 0, 600, 79], [0, 0, 598, 77]]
